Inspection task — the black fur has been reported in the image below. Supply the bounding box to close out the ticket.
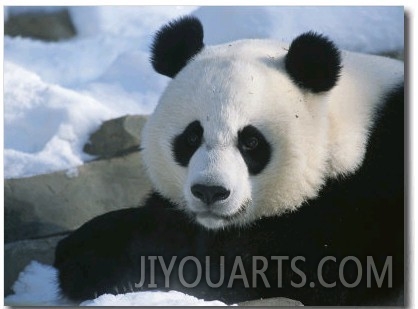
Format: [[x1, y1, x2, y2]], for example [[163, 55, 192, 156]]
[[285, 31, 342, 93], [55, 85, 404, 305], [237, 125, 271, 175], [150, 16, 204, 78], [172, 120, 203, 167]]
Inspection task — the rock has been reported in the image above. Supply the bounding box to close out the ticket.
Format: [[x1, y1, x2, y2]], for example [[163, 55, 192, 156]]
[[4, 234, 67, 296], [378, 50, 404, 61], [84, 115, 147, 159], [5, 9, 76, 41], [5, 151, 152, 243], [239, 297, 303, 306], [388, 50, 404, 61]]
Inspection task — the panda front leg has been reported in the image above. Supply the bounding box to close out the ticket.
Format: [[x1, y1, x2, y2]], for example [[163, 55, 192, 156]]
[[54, 192, 197, 301]]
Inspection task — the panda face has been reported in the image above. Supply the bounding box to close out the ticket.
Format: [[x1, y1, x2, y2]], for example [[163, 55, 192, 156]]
[[143, 44, 327, 229], [143, 16, 345, 229]]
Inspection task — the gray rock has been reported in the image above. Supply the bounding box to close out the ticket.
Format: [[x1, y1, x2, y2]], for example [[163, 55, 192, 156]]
[[377, 49, 404, 61], [84, 115, 147, 159], [4, 234, 67, 296], [5, 151, 152, 243], [5, 9, 76, 41], [239, 297, 303, 306]]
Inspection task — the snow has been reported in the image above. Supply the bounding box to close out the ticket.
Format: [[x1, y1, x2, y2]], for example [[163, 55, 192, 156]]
[[4, 261, 66, 306], [4, 6, 195, 179], [4, 261, 229, 306], [81, 290, 228, 306], [4, 6, 403, 179]]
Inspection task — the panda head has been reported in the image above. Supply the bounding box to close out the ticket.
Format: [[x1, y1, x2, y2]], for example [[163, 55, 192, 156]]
[[143, 16, 342, 229]]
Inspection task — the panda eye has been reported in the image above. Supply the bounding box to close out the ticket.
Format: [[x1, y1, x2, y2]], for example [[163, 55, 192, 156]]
[[242, 136, 259, 151], [187, 132, 201, 147], [238, 125, 272, 175], [172, 121, 203, 167]]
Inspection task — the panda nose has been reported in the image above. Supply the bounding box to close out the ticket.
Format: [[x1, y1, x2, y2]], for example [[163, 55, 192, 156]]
[[191, 184, 230, 205]]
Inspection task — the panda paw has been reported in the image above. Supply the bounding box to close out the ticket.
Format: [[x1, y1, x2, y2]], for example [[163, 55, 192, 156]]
[[54, 208, 146, 300]]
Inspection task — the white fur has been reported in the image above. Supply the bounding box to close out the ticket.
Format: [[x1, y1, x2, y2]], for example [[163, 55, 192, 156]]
[[142, 39, 403, 229]]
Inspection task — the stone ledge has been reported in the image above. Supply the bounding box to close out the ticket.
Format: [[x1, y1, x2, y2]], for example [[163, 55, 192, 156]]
[[239, 297, 303, 306], [5, 151, 152, 243]]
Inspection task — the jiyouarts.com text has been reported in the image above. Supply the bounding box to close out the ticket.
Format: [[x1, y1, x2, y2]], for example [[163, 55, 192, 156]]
[[131, 255, 392, 289]]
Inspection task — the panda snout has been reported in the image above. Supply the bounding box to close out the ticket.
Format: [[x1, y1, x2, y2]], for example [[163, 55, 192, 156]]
[[191, 184, 231, 205]]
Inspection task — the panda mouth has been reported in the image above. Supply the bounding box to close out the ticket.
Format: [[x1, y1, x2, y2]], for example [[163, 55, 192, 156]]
[[193, 201, 249, 221], [196, 211, 239, 221]]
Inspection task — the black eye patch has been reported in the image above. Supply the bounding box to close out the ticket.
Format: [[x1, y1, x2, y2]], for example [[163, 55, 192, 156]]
[[172, 121, 203, 167], [237, 125, 271, 175]]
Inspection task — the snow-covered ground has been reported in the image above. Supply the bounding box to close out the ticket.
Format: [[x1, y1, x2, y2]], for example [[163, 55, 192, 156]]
[[4, 5, 404, 306], [4, 261, 229, 306], [4, 6, 404, 179]]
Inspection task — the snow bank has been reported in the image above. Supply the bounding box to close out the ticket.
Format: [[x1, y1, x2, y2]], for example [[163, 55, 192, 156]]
[[4, 6, 404, 179], [4, 61, 105, 178], [4, 261, 69, 306], [4, 261, 229, 306], [81, 290, 228, 306]]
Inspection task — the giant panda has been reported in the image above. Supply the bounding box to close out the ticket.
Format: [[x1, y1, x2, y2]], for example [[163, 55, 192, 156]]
[[54, 16, 404, 305]]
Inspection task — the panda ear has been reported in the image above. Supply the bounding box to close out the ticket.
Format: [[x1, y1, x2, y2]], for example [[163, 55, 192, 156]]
[[285, 31, 342, 93], [150, 16, 204, 78]]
